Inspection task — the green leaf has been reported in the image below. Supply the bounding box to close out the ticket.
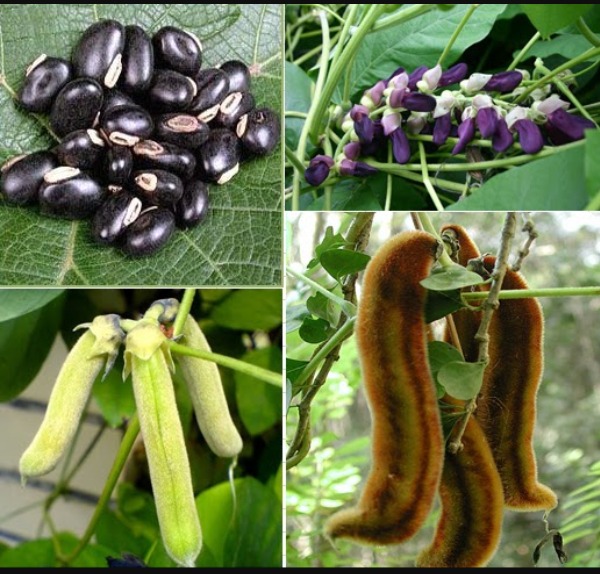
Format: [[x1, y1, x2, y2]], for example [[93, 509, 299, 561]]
[[308, 227, 348, 269], [285, 61, 313, 149], [307, 291, 340, 325], [301, 179, 385, 211], [0, 539, 55, 567], [447, 146, 588, 210], [424, 288, 464, 323], [428, 340, 464, 375], [286, 358, 309, 387], [0, 294, 64, 401], [299, 316, 331, 344], [0, 5, 281, 286], [210, 290, 282, 332], [438, 360, 486, 400], [421, 264, 486, 291], [320, 248, 371, 283], [521, 4, 593, 38], [585, 130, 600, 199], [518, 33, 595, 62], [235, 346, 282, 435], [0, 289, 64, 322], [95, 508, 153, 560], [340, 4, 507, 100]]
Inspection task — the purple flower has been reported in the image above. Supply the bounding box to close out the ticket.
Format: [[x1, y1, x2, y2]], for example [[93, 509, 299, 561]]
[[343, 142, 361, 161], [438, 62, 469, 87], [339, 159, 378, 177], [492, 117, 513, 153], [432, 112, 452, 146], [513, 119, 544, 154], [386, 66, 406, 84], [350, 105, 374, 144], [402, 92, 436, 113], [361, 80, 386, 108], [407, 65, 428, 91], [545, 108, 595, 144], [476, 106, 499, 139], [390, 127, 411, 164], [305, 155, 334, 186], [483, 71, 523, 93], [452, 117, 475, 155], [388, 88, 407, 109]]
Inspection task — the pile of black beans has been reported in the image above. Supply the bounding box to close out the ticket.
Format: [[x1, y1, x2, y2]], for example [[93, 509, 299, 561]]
[[0, 20, 280, 257]]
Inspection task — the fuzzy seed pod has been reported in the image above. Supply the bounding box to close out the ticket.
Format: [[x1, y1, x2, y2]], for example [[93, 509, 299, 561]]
[[124, 321, 202, 567], [324, 230, 444, 545], [416, 414, 504, 567], [19, 315, 124, 482], [177, 316, 243, 458], [477, 257, 558, 512]]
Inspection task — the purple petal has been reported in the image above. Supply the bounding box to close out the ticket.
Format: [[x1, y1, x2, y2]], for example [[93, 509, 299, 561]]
[[407, 65, 428, 91], [381, 113, 402, 136], [354, 115, 375, 144], [388, 88, 406, 109], [484, 70, 523, 93], [402, 92, 436, 113], [492, 117, 513, 153], [476, 107, 499, 139], [514, 119, 544, 154], [340, 159, 377, 177], [438, 62, 469, 87], [349, 104, 370, 121], [390, 128, 411, 164], [343, 142, 361, 161], [385, 66, 405, 84], [363, 80, 386, 107], [304, 155, 334, 186], [432, 112, 452, 146], [546, 108, 595, 143], [452, 117, 475, 155]]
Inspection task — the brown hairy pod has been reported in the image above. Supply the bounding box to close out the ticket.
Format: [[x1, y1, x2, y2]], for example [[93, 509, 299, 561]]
[[324, 230, 444, 545]]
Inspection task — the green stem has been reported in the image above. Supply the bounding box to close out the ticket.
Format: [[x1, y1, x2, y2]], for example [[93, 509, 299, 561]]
[[286, 144, 307, 175], [60, 415, 141, 566], [508, 31, 541, 71], [584, 192, 600, 210], [172, 289, 196, 338], [577, 17, 600, 47], [385, 143, 393, 210], [323, 136, 333, 210], [286, 266, 357, 318], [330, 3, 360, 72], [292, 317, 357, 389], [416, 213, 455, 267], [418, 141, 445, 211], [285, 111, 309, 119], [462, 286, 600, 301], [169, 342, 282, 387], [437, 4, 479, 67]]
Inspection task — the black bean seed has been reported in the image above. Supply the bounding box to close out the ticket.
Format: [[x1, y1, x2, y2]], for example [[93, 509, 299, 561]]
[[236, 107, 281, 157], [132, 140, 196, 180], [121, 25, 154, 94], [153, 113, 210, 149], [121, 207, 175, 257], [19, 55, 72, 113], [72, 19, 125, 87], [91, 190, 142, 244], [220, 60, 251, 93], [101, 104, 154, 146], [0, 151, 58, 205], [213, 91, 255, 129], [106, 145, 133, 185], [176, 180, 209, 230], [147, 69, 197, 112], [188, 68, 230, 116], [153, 26, 202, 76], [39, 168, 106, 219], [197, 128, 241, 184], [50, 78, 104, 137], [132, 169, 184, 206], [55, 128, 106, 170], [101, 89, 136, 116]]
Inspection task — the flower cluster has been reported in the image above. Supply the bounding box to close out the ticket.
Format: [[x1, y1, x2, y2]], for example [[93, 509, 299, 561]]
[[304, 62, 596, 187]]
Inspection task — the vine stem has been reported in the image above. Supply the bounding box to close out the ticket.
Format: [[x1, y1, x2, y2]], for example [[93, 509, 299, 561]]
[[437, 4, 479, 67], [577, 17, 600, 47], [418, 141, 444, 211], [416, 213, 455, 267], [463, 286, 600, 301], [172, 288, 196, 339], [59, 414, 141, 566], [508, 31, 541, 71]]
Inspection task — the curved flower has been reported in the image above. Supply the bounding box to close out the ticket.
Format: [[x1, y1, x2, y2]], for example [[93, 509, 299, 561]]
[[452, 116, 475, 155], [476, 107, 499, 139], [339, 159, 378, 177], [432, 112, 452, 146], [403, 92, 437, 113], [491, 117, 514, 153], [483, 70, 523, 93], [417, 64, 442, 92], [408, 65, 428, 91], [545, 108, 595, 144], [343, 142, 361, 161], [361, 80, 386, 109], [390, 127, 411, 164], [350, 104, 374, 144], [513, 120, 544, 154], [438, 62, 469, 88], [305, 155, 334, 186]]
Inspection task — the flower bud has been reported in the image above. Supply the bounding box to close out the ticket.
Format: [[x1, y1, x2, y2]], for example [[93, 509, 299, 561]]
[[304, 154, 334, 187]]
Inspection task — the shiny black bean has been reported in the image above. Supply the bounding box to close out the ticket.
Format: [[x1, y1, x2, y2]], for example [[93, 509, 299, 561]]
[[50, 78, 104, 137], [91, 190, 142, 244], [106, 146, 133, 185], [237, 107, 280, 157], [175, 180, 209, 229], [101, 104, 154, 146], [132, 169, 183, 206], [197, 128, 241, 185], [0, 151, 58, 205], [121, 25, 154, 94], [39, 167, 106, 219], [188, 68, 230, 117], [101, 89, 135, 116], [213, 91, 255, 129], [153, 113, 209, 149], [55, 128, 106, 170], [72, 19, 125, 87], [121, 207, 175, 257], [132, 140, 196, 180], [220, 60, 251, 93], [153, 26, 202, 76], [147, 69, 197, 112], [19, 55, 72, 113]]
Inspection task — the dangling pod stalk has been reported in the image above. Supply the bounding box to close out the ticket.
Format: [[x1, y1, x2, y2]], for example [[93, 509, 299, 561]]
[[19, 314, 124, 482], [325, 230, 444, 545], [124, 320, 202, 568]]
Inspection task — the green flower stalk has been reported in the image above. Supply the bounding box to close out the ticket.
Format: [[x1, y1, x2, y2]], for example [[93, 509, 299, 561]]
[[177, 316, 243, 458], [19, 314, 124, 483], [124, 320, 202, 568]]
